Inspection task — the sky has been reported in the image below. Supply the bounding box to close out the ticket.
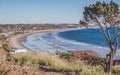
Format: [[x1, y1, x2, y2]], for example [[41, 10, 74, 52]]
[[0, 0, 119, 24]]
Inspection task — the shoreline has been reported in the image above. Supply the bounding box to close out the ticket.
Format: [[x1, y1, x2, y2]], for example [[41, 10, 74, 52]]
[[9, 28, 103, 59], [9, 29, 73, 50]]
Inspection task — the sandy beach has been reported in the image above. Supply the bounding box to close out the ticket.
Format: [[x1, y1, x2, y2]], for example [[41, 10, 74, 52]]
[[9, 28, 101, 57], [9, 29, 67, 50]]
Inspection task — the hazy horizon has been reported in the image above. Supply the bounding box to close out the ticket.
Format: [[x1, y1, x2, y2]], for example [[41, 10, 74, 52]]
[[0, 0, 119, 24]]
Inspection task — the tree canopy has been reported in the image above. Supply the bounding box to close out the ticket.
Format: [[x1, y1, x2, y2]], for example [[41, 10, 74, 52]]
[[80, 1, 120, 28]]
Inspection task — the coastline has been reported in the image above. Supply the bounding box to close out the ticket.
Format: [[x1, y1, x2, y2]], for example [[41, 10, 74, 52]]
[[9, 28, 103, 59], [9, 29, 72, 50]]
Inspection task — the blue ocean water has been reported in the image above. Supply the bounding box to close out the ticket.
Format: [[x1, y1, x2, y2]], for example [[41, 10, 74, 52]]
[[58, 29, 117, 48], [22, 29, 120, 59]]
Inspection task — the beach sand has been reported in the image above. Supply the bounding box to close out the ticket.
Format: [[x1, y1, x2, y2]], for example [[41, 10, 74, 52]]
[[9, 29, 65, 50]]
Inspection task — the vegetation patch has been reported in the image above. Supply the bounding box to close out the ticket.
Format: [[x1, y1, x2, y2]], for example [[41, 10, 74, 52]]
[[11, 52, 82, 72], [10, 52, 120, 75], [2, 43, 12, 52], [80, 53, 105, 66], [56, 51, 76, 62], [0, 64, 8, 75]]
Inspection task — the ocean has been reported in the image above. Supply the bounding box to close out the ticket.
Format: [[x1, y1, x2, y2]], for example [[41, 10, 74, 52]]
[[22, 29, 120, 59]]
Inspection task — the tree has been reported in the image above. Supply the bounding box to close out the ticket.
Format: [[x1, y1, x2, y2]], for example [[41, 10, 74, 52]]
[[80, 1, 120, 73]]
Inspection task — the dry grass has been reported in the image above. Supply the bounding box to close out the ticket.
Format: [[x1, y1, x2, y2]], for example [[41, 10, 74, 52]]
[[11, 52, 120, 75], [11, 52, 82, 72], [0, 64, 8, 75]]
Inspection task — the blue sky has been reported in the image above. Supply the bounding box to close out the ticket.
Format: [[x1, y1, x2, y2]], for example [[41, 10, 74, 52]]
[[0, 0, 119, 24]]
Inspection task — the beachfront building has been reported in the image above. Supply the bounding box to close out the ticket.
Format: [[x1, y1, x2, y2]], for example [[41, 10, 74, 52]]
[[10, 48, 27, 54]]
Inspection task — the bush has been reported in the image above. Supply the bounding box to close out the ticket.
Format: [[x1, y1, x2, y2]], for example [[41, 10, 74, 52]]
[[112, 67, 120, 75], [0, 35, 7, 42], [2, 43, 12, 52], [81, 53, 105, 66], [56, 51, 75, 61]]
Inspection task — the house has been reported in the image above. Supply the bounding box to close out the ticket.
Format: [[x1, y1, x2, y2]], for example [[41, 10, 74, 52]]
[[10, 48, 27, 54]]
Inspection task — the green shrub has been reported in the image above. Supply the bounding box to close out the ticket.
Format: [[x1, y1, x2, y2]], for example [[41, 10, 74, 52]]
[[19, 55, 30, 64], [81, 53, 105, 65], [2, 43, 12, 52], [112, 67, 120, 75], [56, 51, 75, 61]]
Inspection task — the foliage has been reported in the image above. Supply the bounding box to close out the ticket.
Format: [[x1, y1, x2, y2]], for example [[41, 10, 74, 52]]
[[0, 35, 7, 43], [112, 67, 120, 75], [80, 1, 119, 26], [81, 53, 105, 66], [56, 51, 75, 61], [2, 43, 12, 52]]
